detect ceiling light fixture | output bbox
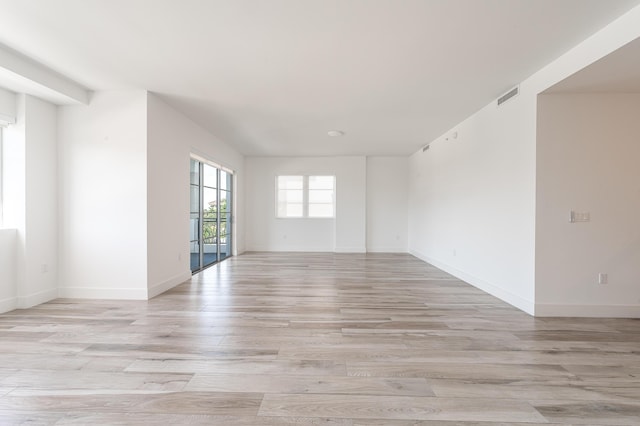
[327,130,344,137]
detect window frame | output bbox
[275,174,335,219]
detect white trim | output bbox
[190,152,234,174]
[246,246,334,253]
[535,303,640,318]
[16,287,58,309]
[366,246,408,253]
[409,249,536,316]
[57,287,148,300]
[335,246,367,253]
[148,271,191,299]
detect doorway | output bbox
[190,158,233,273]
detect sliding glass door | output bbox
[190,158,233,273]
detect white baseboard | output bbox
[17,287,58,309]
[535,303,640,318]
[0,296,17,314]
[366,246,408,253]
[245,246,334,252]
[334,246,367,253]
[148,271,192,299]
[409,249,535,316]
[58,286,148,300]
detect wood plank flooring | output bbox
[1,252,639,425]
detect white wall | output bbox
[146,93,245,297]
[58,91,148,299]
[2,95,58,311]
[2,98,26,305]
[335,157,367,253]
[366,157,408,252]
[22,95,58,307]
[408,93,537,313]
[245,156,366,252]
[408,5,640,316]
[536,94,640,317]
[0,229,16,312]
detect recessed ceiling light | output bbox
[327,130,345,137]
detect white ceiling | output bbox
[0,0,638,156]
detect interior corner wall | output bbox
[146,93,245,297]
[58,90,148,300]
[245,156,366,253]
[366,156,408,252]
[407,5,640,316]
[536,93,640,317]
[2,94,58,311]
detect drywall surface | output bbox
[408,91,537,313]
[2,95,58,309]
[146,93,245,297]
[245,156,366,252]
[2,96,26,310]
[334,156,367,252]
[536,93,640,317]
[58,91,148,299]
[408,4,640,315]
[22,95,58,307]
[366,156,408,252]
[0,228,16,313]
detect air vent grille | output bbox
[497,86,519,106]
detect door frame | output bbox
[190,155,235,273]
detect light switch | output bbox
[569,210,590,223]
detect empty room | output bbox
[0,0,639,424]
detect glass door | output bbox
[190,158,233,273]
[190,159,201,272]
[219,170,232,261]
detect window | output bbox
[277,176,304,217]
[277,175,335,218]
[308,175,335,218]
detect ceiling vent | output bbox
[497,86,519,106]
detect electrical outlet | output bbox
[41,264,48,273]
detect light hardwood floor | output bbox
[1,252,639,425]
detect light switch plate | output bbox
[570,210,590,223]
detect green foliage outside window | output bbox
[202,197,229,243]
